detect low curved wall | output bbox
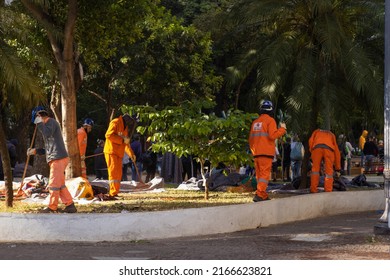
[0,190,385,242]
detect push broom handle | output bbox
[16,125,38,194]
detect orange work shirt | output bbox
[248,114,286,157]
[103,115,135,159]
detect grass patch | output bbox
[0,189,255,213]
[0,182,380,214]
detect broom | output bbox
[15,125,38,196]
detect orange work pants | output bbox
[47,157,73,211]
[254,156,273,199]
[105,153,123,196]
[310,148,335,193]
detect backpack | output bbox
[339,142,348,159]
[290,142,303,161]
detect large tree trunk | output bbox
[60,0,80,179]
[21,0,81,179]
[0,114,14,207]
[61,78,81,179]
[299,92,320,189]
[22,0,81,179]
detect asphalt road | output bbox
[0,210,389,260]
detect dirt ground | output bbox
[0,211,389,260]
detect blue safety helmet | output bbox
[31,106,46,124]
[83,118,94,127]
[260,100,273,111]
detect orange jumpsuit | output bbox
[77,127,88,178]
[103,115,135,196]
[309,129,341,193]
[249,114,286,199]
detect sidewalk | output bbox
[0,186,386,242]
[0,211,388,260]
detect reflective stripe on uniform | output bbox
[47,185,67,191]
[257,178,269,184]
[311,171,320,175]
[108,179,121,184]
[250,132,269,138]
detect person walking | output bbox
[143,140,158,182]
[290,135,304,180]
[337,134,347,175]
[363,135,379,173]
[271,145,280,182]
[77,118,94,179]
[282,137,292,181]
[130,134,143,181]
[104,113,136,198]
[345,137,354,175]
[308,128,341,193]
[359,130,368,174]
[248,100,286,202]
[121,152,130,181]
[94,139,107,179]
[27,108,77,213]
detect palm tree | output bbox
[225,0,383,187]
[0,5,44,207]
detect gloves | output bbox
[80,155,85,160]
[34,116,43,124]
[280,122,286,129]
[123,136,130,145]
[27,148,36,156]
[335,171,341,178]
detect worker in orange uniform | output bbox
[308,128,341,193]
[77,118,94,179]
[249,100,286,202]
[103,113,136,199]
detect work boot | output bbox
[39,207,58,213]
[62,203,77,213]
[253,194,270,202]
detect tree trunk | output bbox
[299,92,320,189]
[199,159,209,200]
[12,113,31,165]
[32,131,50,177]
[50,81,62,123]
[0,114,14,207]
[21,0,81,179]
[60,69,81,179]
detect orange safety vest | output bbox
[308,129,341,170]
[248,114,286,157]
[103,115,135,159]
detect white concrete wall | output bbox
[0,190,385,242]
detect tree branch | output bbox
[87,89,107,104]
[20,0,63,64]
